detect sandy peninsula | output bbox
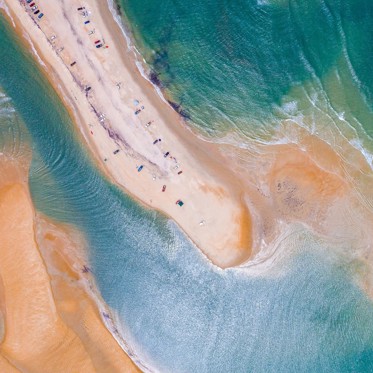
[0,0,253,370]
[2,0,373,286]
[1,0,252,269]
[3,0,373,275]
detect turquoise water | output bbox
[0,89,29,159]
[119,0,373,144]
[2,6,373,373]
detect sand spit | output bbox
[3,0,373,276]
[1,0,252,268]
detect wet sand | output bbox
[0,157,141,372]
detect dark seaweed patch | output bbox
[152,49,171,75]
[114,0,122,16]
[167,100,191,120]
[149,71,163,88]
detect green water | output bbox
[2,4,373,373]
[119,0,373,146]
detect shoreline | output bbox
[2,0,252,269]
[106,0,192,121]
[35,213,149,373]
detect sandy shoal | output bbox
[1,0,252,268]
[0,154,141,372]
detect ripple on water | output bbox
[0,89,30,160]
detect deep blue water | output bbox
[1,7,373,373]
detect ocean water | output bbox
[1,4,373,373]
[118,0,373,147]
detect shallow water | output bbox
[0,89,29,160]
[1,6,373,373]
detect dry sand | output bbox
[1,0,252,269]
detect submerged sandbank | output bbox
[0,155,141,372]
